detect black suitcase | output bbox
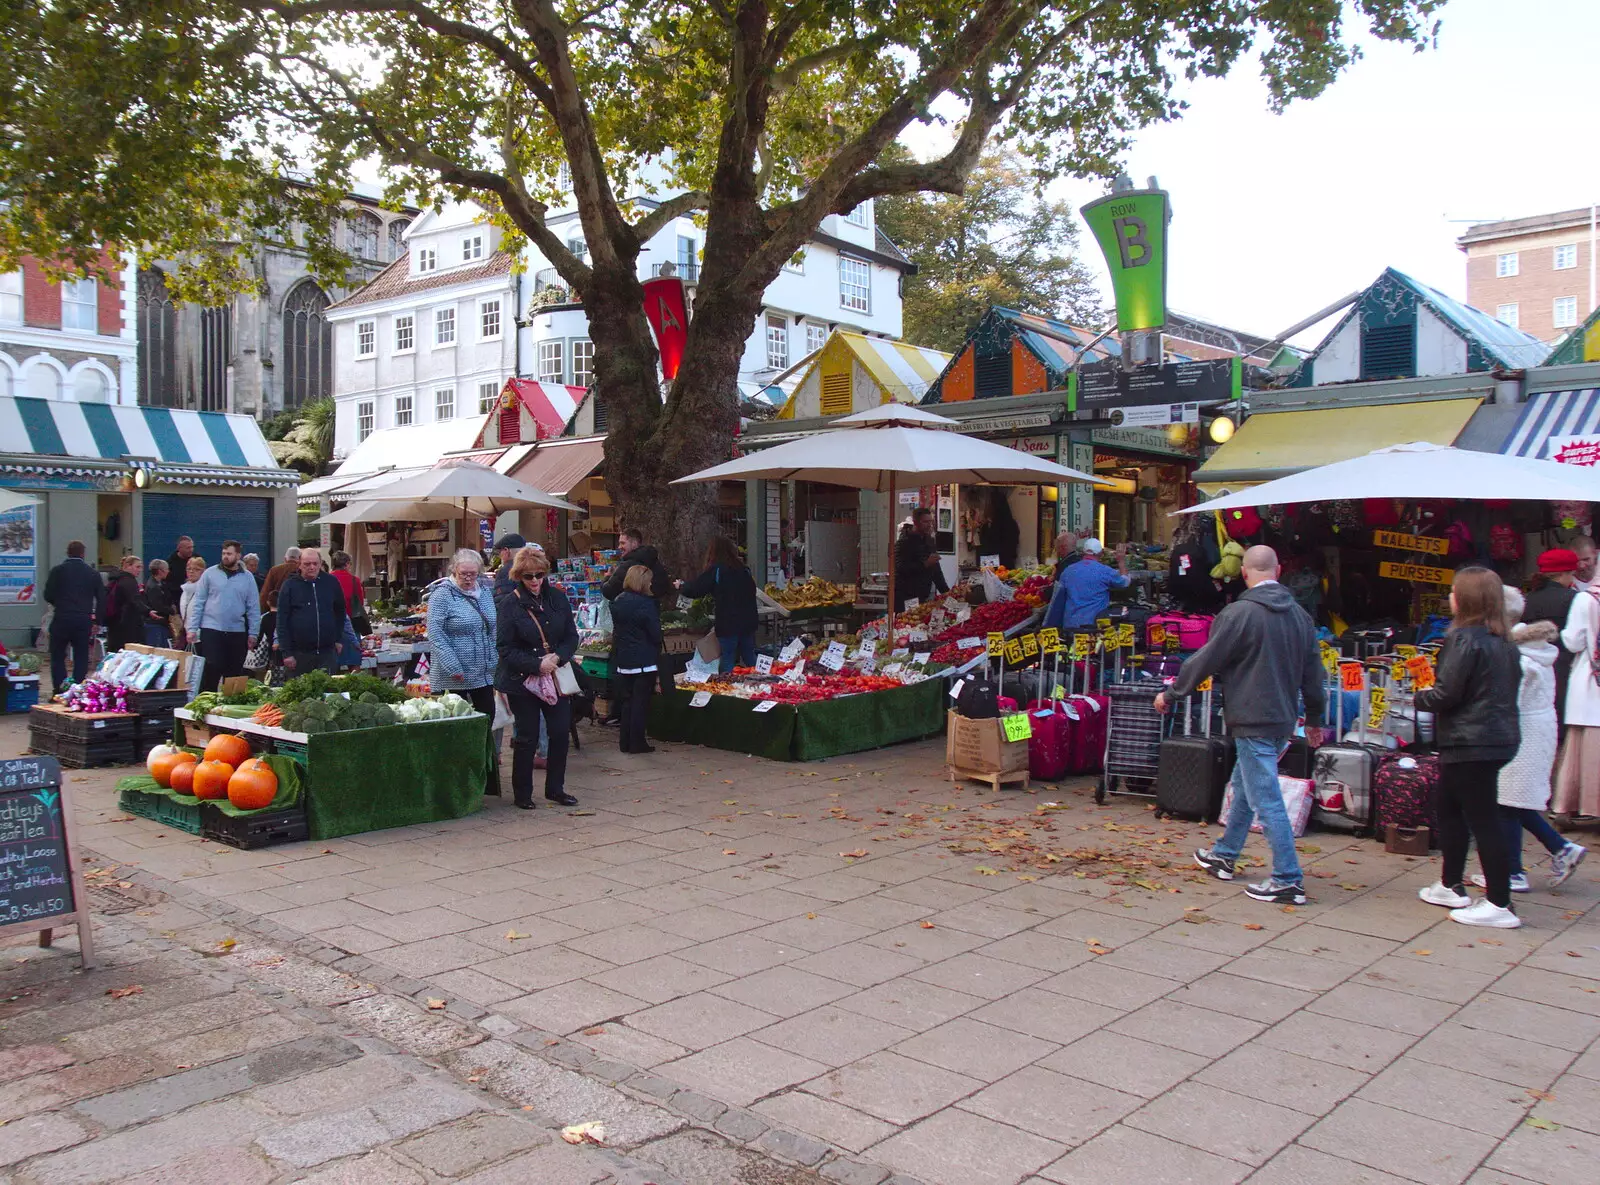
[1154,688,1233,822]
[1278,735,1313,779]
[956,677,1000,719]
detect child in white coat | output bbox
[1476,587,1586,891]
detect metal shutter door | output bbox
[142,494,273,570]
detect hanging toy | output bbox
[1211,540,1245,582]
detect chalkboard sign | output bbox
[0,756,94,967]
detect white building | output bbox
[325,194,913,459]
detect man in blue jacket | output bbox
[276,547,348,675]
[188,539,262,692]
[42,540,106,690]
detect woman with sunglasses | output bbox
[495,547,580,808]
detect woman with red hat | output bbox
[1524,549,1581,723]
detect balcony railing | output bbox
[531,268,578,308]
[650,261,700,282]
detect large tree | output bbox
[877,147,1104,353]
[1,1,1441,568]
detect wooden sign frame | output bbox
[0,757,95,968]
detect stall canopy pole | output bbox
[885,471,896,639]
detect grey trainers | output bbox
[1245,879,1307,905]
[1194,848,1236,881]
[1549,842,1587,887]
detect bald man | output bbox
[1155,544,1327,907]
[1573,535,1596,591]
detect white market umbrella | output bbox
[1180,441,1600,513]
[0,489,40,514]
[674,403,1098,618]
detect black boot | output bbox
[510,740,536,809]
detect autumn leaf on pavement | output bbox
[505,930,530,941]
[1243,923,1265,931]
[561,1121,606,1145]
[217,937,237,952]
[722,849,738,856]
[974,866,1000,876]
[1525,1116,1561,1131]
[106,985,143,999]
[426,998,447,1010]
[920,920,935,929]
[582,1026,607,1036]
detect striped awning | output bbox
[1501,389,1600,460]
[0,395,280,470]
[505,378,585,439]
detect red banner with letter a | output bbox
[641,276,690,380]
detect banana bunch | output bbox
[764,577,850,609]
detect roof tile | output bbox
[328,250,514,310]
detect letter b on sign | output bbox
[1115,216,1151,269]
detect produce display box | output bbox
[117,785,161,821]
[945,710,1030,792]
[154,796,204,835]
[30,729,137,768]
[28,702,141,741]
[662,631,700,655]
[576,653,612,680]
[5,676,41,714]
[201,803,310,849]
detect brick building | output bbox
[1458,207,1597,344]
[0,249,136,403]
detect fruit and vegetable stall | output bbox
[116,670,490,845]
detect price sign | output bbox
[1368,687,1389,731]
[860,654,877,673]
[986,632,1006,656]
[1396,645,1418,660]
[1116,623,1137,649]
[1002,713,1033,742]
[1070,634,1093,660]
[958,637,983,650]
[912,651,931,666]
[1038,628,1062,654]
[881,663,905,678]
[1339,661,1365,693]
[1004,639,1024,665]
[1320,644,1338,676]
[755,654,774,676]
[1406,656,1436,689]
[1020,633,1039,658]
[0,756,95,968]
[1163,635,1181,654]
[689,691,713,707]
[891,646,911,657]
[780,638,805,662]
[1149,624,1167,647]
[1196,677,1213,692]
[821,642,847,671]
[1096,618,1112,631]
[904,598,920,612]
[677,595,694,610]
[979,554,1001,570]
[753,700,779,713]
[854,643,875,660]
[784,661,807,682]
[907,628,929,643]
[1390,661,1406,684]
[956,605,972,622]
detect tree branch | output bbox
[632,190,710,241]
[769,36,884,95]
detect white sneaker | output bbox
[1549,843,1587,887]
[1470,872,1530,893]
[1450,899,1522,929]
[1419,882,1472,909]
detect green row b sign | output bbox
[1081,187,1170,333]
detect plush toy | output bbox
[1211,540,1245,582]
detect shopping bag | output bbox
[492,692,514,731]
[695,632,721,662]
[1218,774,1315,838]
[981,569,1014,604]
[35,605,53,651]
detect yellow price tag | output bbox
[1149,624,1167,647]
[1390,661,1406,684]
[1070,634,1093,660]
[1095,617,1112,631]
[1396,645,1418,660]
[1004,639,1024,665]
[1020,633,1039,658]
[1002,713,1032,742]
[1116,623,1136,648]
[986,632,1005,657]
[1368,687,1389,731]
[1320,644,1338,675]
[1038,627,1062,654]
[1196,677,1213,692]
[1052,684,1066,699]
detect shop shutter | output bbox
[975,351,1010,398]
[498,402,519,444]
[1360,323,1415,380]
[142,494,272,572]
[819,372,852,416]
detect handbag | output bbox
[244,632,272,671]
[525,601,578,698]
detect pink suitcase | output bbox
[1147,613,1213,651]
[1025,700,1071,780]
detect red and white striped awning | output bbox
[500,378,585,442]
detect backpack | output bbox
[1488,524,1523,563]
[955,677,1000,719]
[1222,507,1261,539]
[1445,520,1474,560]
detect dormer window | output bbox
[417,247,437,273]
[463,235,484,262]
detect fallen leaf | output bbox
[974,866,1000,876]
[216,937,237,952]
[840,849,868,859]
[175,1063,194,1069]
[1413,949,1433,956]
[805,912,817,920]
[1525,1116,1561,1131]
[1243,923,1265,931]
[426,998,447,1010]
[106,985,143,999]
[582,1026,607,1036]
[505,930,530,941]
[561,1121,606,1146]
[722,849,738,856]
[1180,913,1211,924]
[1281,905,1297,913]
[919,920,935,929]
[1526,1089,1555,1102]
[1479,938,1503,946]
[1310,870,1337,879]
[1567,951,1583,958]
[722,799,738,805]
[1338,883,1365,892]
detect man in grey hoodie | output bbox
[1155,545,1327,906]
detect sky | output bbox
[915,0,1600,346]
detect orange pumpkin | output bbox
[146,743,181,777]
[204,733,252,767]
[191,759,234,800]
[227,758,279,811]
[168,758,199,795]
[149,749,193,789]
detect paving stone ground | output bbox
[5,711,1600,1185]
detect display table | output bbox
[647,678,946,762]
[174,709,489,839]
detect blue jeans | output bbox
[1214,737,1303,885]
[717,633,757,674]
[1500,806,1566,876]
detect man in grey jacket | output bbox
[1155,545,1327,906]
[187,540,261,692]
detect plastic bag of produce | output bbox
[981,569,1014,604]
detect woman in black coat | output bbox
[495,547,579,808]
[106,556,149,652]
[610,565,663,755]
[676,536,759,673]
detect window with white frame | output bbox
[806,321,828,356]
[1496,303,1519,329]
[395,393,413,425]
[538,340,564,383]
[480,299,501,340]
[434,307,456,346]
[462,235,484,262]
[358,400,375,441]
[843,202,870,228]
[61,277,97,331]
[1554,296,1579,328]
[557,162,572,191]
[766,313,789,370]
[394,314,414,351]
[839,256,871,313]
[0,270,21,324]
[356,320,376,357]
[1496,252,1518,278]
[417,246,437,273]
[1554,244,1578,271]
[479,380,498,413]
[572,339,595,387]
[784,249,805,274]
[435,387,455,420]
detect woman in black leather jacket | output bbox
[495,547,579,809]
[1414,566,1523,928]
